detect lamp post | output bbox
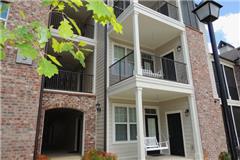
[193,1,239,159]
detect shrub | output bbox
[82,149,117,160]
[219,152,231,160]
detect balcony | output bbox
[139,0,179,20]
[109,52,188,86]
[113,0,179,21]
[44,70,93,93]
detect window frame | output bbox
[211,60,239,101]
[113,104,137,144]
[0,1,10,26]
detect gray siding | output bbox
[96,24,105,150]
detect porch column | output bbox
[135,87,145,160]
[188,94,203,160]
[133,11,142,76]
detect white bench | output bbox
[144,137,169,152]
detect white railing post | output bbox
[135,87,145,160]
[133,11,142,76]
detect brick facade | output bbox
[36,90,96,154]
[186,27,228,159]
[0,1,48,159]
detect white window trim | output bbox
[112,104,137,144]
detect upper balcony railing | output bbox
[44,70,93,93]
[113,1,179,21]
[49,12,94,39]
[139,1,179,20]
[109,53,188,86]
[109,52,134,86]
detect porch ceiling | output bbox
[109,88,188,102]
[110,13,182,50]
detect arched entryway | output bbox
[41,108,84,157]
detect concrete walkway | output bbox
[147,155,193,160]
[46,153,82,160]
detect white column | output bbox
[135,87,145,160]
[188,94,203,160]
[133,11,142,76]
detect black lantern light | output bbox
[192,0,222,24]
[96,102,101,112]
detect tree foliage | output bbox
[0,0,122,78]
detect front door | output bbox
[167,113,185,156]
[145,114,160,155]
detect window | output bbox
[114,106,137,142]
[232,106,240,143]
[113,0,130,17]
[114,45,125,62]
[212,62,239,100]
[0,2,10,25]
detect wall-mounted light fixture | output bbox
[185,109,190,117]
[177,45,182,52]
[96,102,101,112]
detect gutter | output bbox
[103,25,107,151]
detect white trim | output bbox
[82,113,85,155]
[51,29,97,46]
[165,111,187,157]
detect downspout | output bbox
[103,25,107,151]
[33,76,45,160]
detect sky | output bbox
[195,0,240,52]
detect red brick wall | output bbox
[0,1,48,160]
[36,91,96,154]
[186,27,228,159]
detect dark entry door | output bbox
[162,52,176,81]
[145,115,160,155]
[167,113,185,156]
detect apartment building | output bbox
[1,0,238,160]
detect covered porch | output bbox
[107,87,202,160]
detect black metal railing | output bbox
[139,1,179,20]
[109,53,188,86]
[109,52,134,85]
[113,0,130,17]
[44,70,93,93]
[49,12,94,39]
[142,55,188,84]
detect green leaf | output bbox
[58,18,74,39]
[41,0,58,6]
[37,26,51,48]
[57,2,65,11]
[71,0,83,7]
[14,26,33,42]
[17,43,38,60]
[68,17,81,35]
[47,54,62,67]
[60,41,74,52]
[52,38,61,53]
[0,46,5,60]
[79,41,87,47]
[37,57,58,78]
[80,48,93,52]
[73,50,85,67]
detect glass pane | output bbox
[0,2,9,20]
[129,108,136,122]
[147,118,157,137]
[233,106,240,141]
[145,109,157,115]
[224,66,239,100]
[114,45,125,62]
[116,124,127,141]
[130,124,137,140]
[115,107,127,122]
